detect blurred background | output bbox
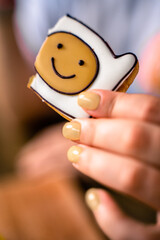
[0,0,160,239]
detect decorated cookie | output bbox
[28,14,139,120]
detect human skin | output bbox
[16,123,75,178]
[63,90,160,240]
[139,34,160,94]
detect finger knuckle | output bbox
[122,124,147,152]
[81,150,93,174]
[82,119,96,146]
[86,120,97,145]
[141,97,160,121]
[119,165,145,192]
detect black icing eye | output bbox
[79,60,85,66]
[57,43,63,49]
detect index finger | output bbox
[78,90,160,125]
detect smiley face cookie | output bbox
[28,15,139,120]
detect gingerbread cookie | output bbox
[28,14,139,120]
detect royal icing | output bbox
[28,14,138,120]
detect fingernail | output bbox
[78,91,100,110]
[67,145,83,163]
[62,121,81,140]
[85,188,100,211]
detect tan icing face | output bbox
[35,32,99,94]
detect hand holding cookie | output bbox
[27,14,159,239]
[63,90,160,239]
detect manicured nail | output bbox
[62,121,81,140]
[85,188,100,211]
[78,91,100,110]
[67,145,83,163]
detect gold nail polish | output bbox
[78,91,100,110]
[85,188,100,211]
[62,121,81,140]
[67,145,83,163]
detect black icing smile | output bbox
[51,57,76,79]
